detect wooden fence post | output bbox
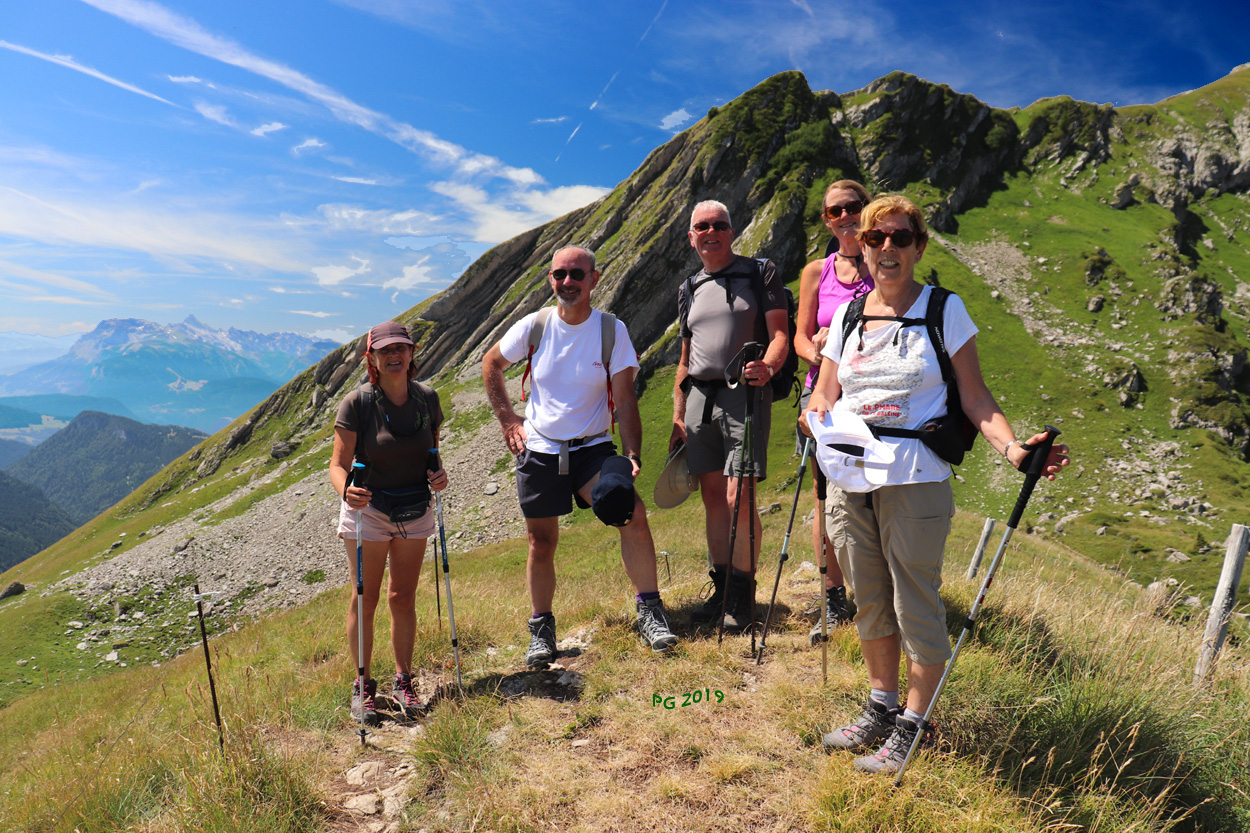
[1194,523,1249,687]
[967,518,996,580]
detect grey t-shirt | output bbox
[678,255,785,381]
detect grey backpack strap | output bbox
[522,307,555,402]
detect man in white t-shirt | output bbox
[482,245,678,667]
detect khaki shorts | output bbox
[338,499,435,542]
[828,479,955,666]
[685,382,772,480]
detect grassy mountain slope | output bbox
[0,470,75,572]
[7,411,208,525]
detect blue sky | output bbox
[1,0,1247,344]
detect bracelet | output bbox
[1004,439,1024,458]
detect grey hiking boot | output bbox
[809,585,855,644]
[720,573,756,632]
[636,597,679,653]
[526,613,557,668]
[391,672,422,715]
[690,564,728,626]
[853,714,935,775]
[823,699,901,752]
[350,677,379,725]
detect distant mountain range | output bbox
[0,317,340,432]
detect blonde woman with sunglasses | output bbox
[801,195,1069,774]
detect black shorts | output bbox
[516,441,616,519]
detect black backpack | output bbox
[838,286,977,465]
[682,258,799,403]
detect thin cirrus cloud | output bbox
[289,309,335,317]
[250,121,287,136]
[292,137,327,154]
[194,100,235,126]
[0,39,176,106]
[80,0,545,187]
[311,255,371,286]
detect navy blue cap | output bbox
[591,455,636,527]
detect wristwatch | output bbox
[627,452,641,469]
[1004,439,1024,458]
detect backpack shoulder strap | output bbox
[521,308,555,402]
[925,287,954,382]
[352,380,376,459]
[600,311,618,434]
[840,293,868,357]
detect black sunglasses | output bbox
[551,268,588,281]
[691,221,731,233]
[860,228,918,249]
[824,200,865,219]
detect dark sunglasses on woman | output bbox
[860,228,918,249]
[824,200,865,219]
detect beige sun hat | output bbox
[653,441,699,508]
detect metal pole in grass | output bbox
[756,437,814,665]
[350,461,370,746]
[193,584,224,751]
[894,427,1061,787]
[966,517,996,580]
[429,448,463,693]
[1194,523,1248,687]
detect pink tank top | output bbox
[805,253,873,389]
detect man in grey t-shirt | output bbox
[670,200,788,632]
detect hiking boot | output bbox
[690,564,728,626]
[636,597,679,653]
[526,613,557,668]
[853,714,936,775]
[809,585,855,644]
[391,672,422,715]
[823,699,901,752]
[720,573,756,632]
[350,677,379,726]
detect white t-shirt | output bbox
[499,308,639,455]
[822,285,978,485]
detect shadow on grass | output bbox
[939,601,1247,833]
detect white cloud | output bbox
[332,175,379,185]
[659,108,692,130]
[250,121,287,136]
[429,182,608,244]
[0,184,306,275]
[316,204,446,236]
[290,309,335,317]
[311,255,371,286]
[167,74,201,83]
[194,100,235,126]
[0,39,175,105]
[383,256,435,291]
[531,116,568,124]
[292,138,327,154]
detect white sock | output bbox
[869,688,899,711]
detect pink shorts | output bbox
[337,500,436,542]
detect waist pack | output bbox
[370,485,431,524]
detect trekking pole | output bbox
[192,584,224,750]
[350,461,369,746]
[893,426,1061,787]
[745,384,760,655]
[429,449,463,693]
[433,535,443,630]
[718,343,762,646]
[815,470,829,684]
[755,436,813,665]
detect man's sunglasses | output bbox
[551,268,588,281]
[691,221,731,233]
[860,228,918,249]
[824,200,865,219]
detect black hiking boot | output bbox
[720,571,756,632]
[525,613,557,668]
[823,699,901,752]
[809,585,855,644]
[853,713,936,775]
[690,564,728,626]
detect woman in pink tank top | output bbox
[794,179,873,638]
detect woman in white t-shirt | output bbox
[800,195,1069,775]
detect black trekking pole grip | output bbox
[1007,426,1060,528]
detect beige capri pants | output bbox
[827,479,956,667]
